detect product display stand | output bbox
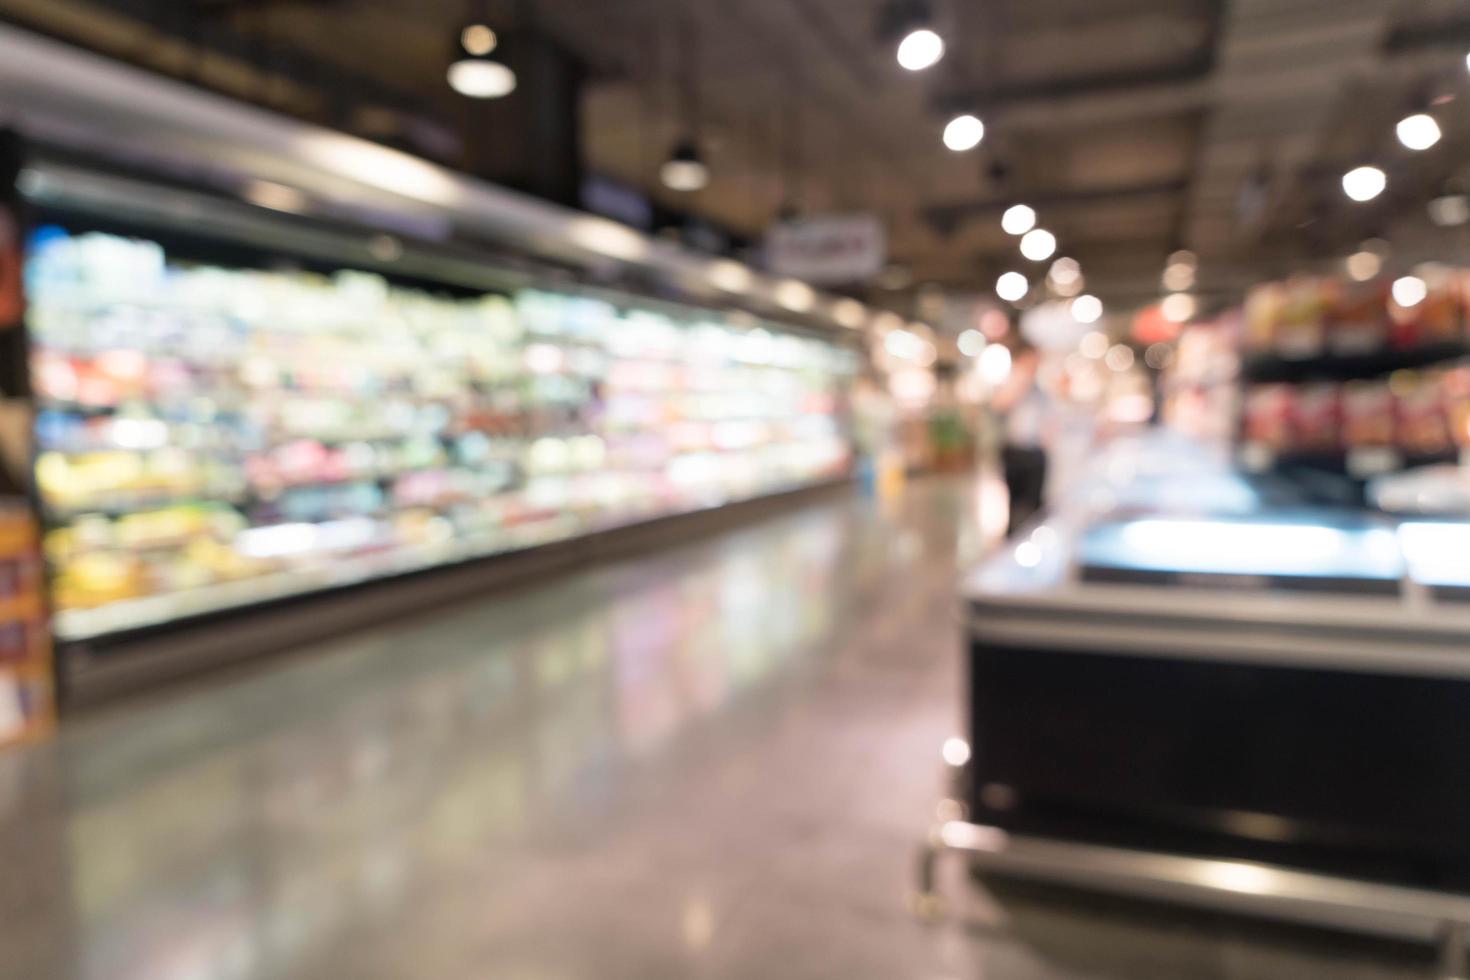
[922,439,1470,978]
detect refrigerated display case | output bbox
[924,432,1470,956]
[23,218,856,645]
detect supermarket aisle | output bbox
[0,478,1427,980]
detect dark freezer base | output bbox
[967,640,1470,894]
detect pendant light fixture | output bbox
[661,13,710,192]
[880,0,945,71]
[447,1,516,98]
[661,141,710,193]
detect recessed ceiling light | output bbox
[942,114,985,152]
[897,28,944,71]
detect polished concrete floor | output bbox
[0,478,1434,979]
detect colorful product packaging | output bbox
[1341,381,1396,448]
[1243,385,1294,449]
[1291,383,1342,451]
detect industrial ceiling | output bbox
[3,0,1470,318]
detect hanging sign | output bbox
[765,213,886,284]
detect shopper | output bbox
[994,342,1048,535]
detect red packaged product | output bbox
[1291,383,1341,451]
[1243,385,1294,449]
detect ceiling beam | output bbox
[923,178,1189,231]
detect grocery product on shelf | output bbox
[1241,369,1470,459]
[26,228,856,640]
[1237,268,1470,473]
[0,501,50,745]
[1160,317,1239,443]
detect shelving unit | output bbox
[26,225,856,642]
[1241,341,1470,384]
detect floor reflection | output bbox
[6,478,976,980]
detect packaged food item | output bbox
[1242,384,1294,449]
[1389,266,1461,349]
[1342,381,1395,447]
[1275,277,1328,358]
[1443,363,1470,449]
[1291,383,1341,451]
[1327,279,1389,355]
[1393,369,1453,454]
[1242,283,1283,353]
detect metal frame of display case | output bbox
[918,578,1470,979]
[917,817,1470,977]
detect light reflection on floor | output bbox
[0,475,1430,980]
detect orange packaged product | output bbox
[1393,369,1454,455]
[1342,381,1395,447]
[1275,277,1328,358]
[1443,364,1470,449]
[1242,283,1283,354]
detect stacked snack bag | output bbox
[1241,267,1470,459]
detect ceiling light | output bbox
[660,141,710,192]
[942,114,984,152]
[461,23,497,56]
[873,311,905,336]
[1345,250,1382,282]
[1071,294,1103,324]
[979,308,1010,339]
[897,28,944,71]
[1392,275,1427,308]
[1162,262,1195,292]
[1105,344,1135,372]
[774,279,816,312]
[957,329,985,356]
[996,271,1029,302]
[1396,113,1442,151]
[1160,292,1197,323]
[567,217,650,262]
[708,259,753,293]
[243,179,307,212]
[1048,257,1080,286]
[1053,276,1083,298]
[832,298,867,328]
[885,329,921,359]
[1342,165,1386,202]
[1429,194,1470,227]
[1019,228,1057,261]
[979,344,1012,385]
[448,58,516,98]
[448,20,516,99]
[1001,204,1036,236]
[1167,249,1197,269]
[1080,331,1109,358]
